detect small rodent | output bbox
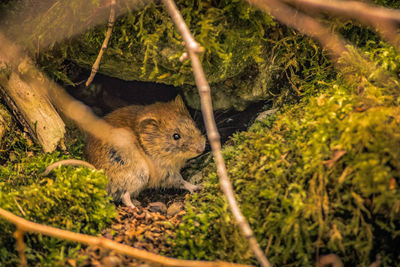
[84,95,206,208]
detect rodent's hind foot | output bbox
[121,191,137,209]
[181,180,202,193]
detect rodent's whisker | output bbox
[214,110,229,120]
[192,109,200,120]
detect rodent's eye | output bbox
[173,133,181,140]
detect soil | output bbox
[77,189,188,267]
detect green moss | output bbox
[61,0,334,110]
[171,41,400,266]
[0,130,116,266]
[3,0,338,110]
[60,0,275,84]
[7,0,327,110]
[4,0,400,111]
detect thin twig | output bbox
[41,159,96,176]
[264,234,273,255]
[281,0,400,49]
[247,0,348,60]
[0,208,251,267]
[14,228,27,267]
[13,197,26,217]
[161,0,272,266]
[86,0,116,86]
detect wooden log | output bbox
[0,72,66,152]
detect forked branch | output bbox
[161,0,271,266]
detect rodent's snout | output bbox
[195,138,206,154]
[196,144,205,154]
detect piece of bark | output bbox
[0,103,12,143]
[0,72,65,152]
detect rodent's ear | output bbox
[173,95,190,114]
[139,117,159,132]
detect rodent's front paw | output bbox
[181,180,202,193]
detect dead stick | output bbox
[161,0,272,266]
[0,208,251,267]
[14,228,27,267]
[283,0,400,22]
[41,159,96,176]
[281,0,400,49]
[247,0,348,60]
[13,198,26,217]
[86,0,116,86]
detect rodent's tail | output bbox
[41,159,96,176]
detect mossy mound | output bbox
[3,1,400,112]
[0,131,116,266]
[171,42,400,266]
[61,0,334,111]
[65,1,274,84]
[2,0,331,110]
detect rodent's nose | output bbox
[196,140,205,154]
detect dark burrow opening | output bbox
[66,67,268,146]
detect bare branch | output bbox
[14,228,27,267]
[247,0,348,59]
[161,0,271,266]
[86,0,117,86]
[282,0,400,49]
[0,208,251,267]
[317,254,343,267]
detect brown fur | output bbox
[85,95,205,208]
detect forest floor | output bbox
[77,189,188,267]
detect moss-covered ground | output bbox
[0,127,116,266]
[171,41,400,266]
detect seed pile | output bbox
[78,189,188,267]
